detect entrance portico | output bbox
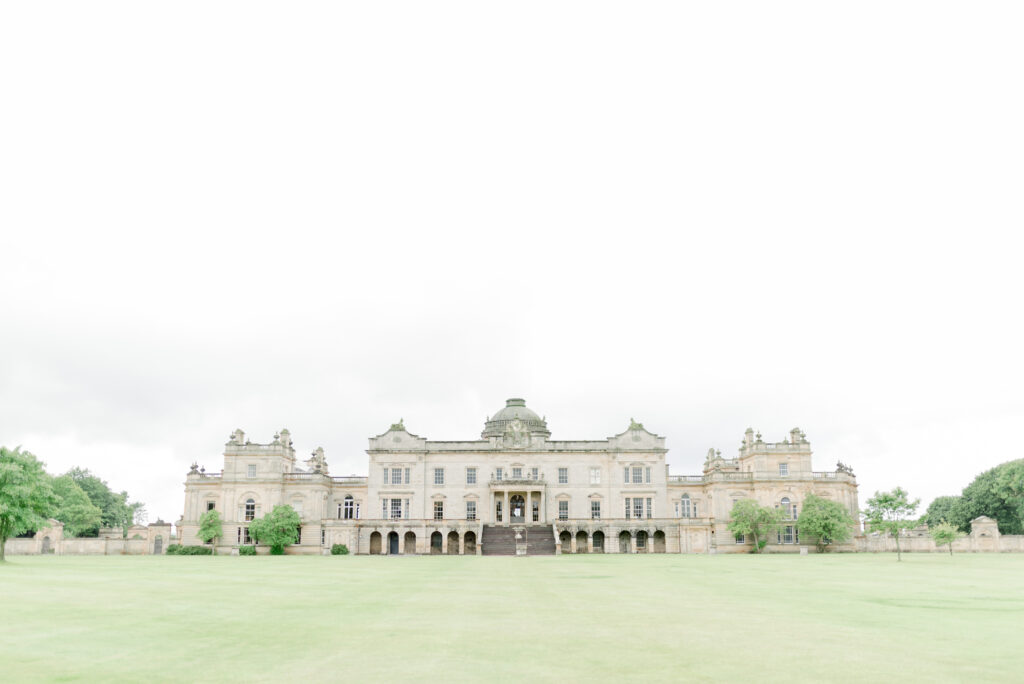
[490,482,546,525]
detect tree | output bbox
[247,505,300,555]
[51,475,103,538]
[863,487,920,561]
[0,447,58,562]
[726,499,783,553]
[921,495,961,529]
[197,509,223,555]
[952,459,1024,535]
[796,494,855,552]
[64,467,143,535]
[930,522,962,556]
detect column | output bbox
[459,532,465,555]
[570,532,577,553]
[503,490,509,526]
[539,489,545,524]
[588,534,594,553]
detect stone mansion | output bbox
[178,398,861,555]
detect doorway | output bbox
[510,495,525,523]
[388,531,400,555]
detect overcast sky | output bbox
[2,2,1022,525]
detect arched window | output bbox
[343,495,354,520]
[780,497,793,520]
[680,494,691,518]
[244,499,255,522]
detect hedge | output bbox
[238,545,257,556]
[330,544,349,555]
[165,544,213,556]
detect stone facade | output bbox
[177,398,863,555]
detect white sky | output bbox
[2,2,1022,525]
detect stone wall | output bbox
[3,520,173,556]
[855,516,1023,553]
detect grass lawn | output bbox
[1,553,1021,683]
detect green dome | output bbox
[481,398,550,438]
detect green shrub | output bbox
[330,544,349,555]
[269,546,285,555]
[238,545,257,556]
[165,544,212,556]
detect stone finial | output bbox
[230,429,245,445]
[307,447,328,474]
[189,462,199,474]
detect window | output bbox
[625,498,631,519]
[391,468,402,485]
[633,498,644,519]
[624,467,630,483]
[735,534,745,544]
[496,500,502,522]
[693,502,698,517]
[646,497,653,519]
[247,464,256,479]
[680,495,691,518]
[321,529,325,546]
[296,526,301,544]
[591,500,601,519]
[645,467,651,484]
[495,468,503,482]
[244,499,255,522]
[404,468,410,484]
[434,468,444,485]
[532,501,539,522]
[632,466,643,484]
[558,467,568,485]
[243,527,252,544]
[390,499,402,519]
[343,496,354,520]
[512,466,522,479]
[237,527,241,543]
[382,499,387,518]
[382,467,388,483]
[433,501,444,520]
[466,467,477,485]
[466,501,477,520]
[403,499,410,519]
[637,533,646,549]
[355,503,360,519]
[782,526,794,544]
[558,500,568,520]
[781,497,792,520]
[590,468,601,485]
[779,463,789,477]
[531,467,538,480]
[206,501,216,511]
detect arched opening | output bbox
[559,530,572,551]
[593,530,605,553]
[244,499,256,522]
[575,530,589,553]
[680,494,691,518]
[369,531,382,555]
[388,531,400,555]
[430,531,443,555]
[464,531,477,554]
[636,530,648,552]
[154,535,163,554]
[404,531,416,554]
[447,531,460,555]
[41,536,51,554]
[653,530,666,553]
[343,495,354,520]
[619,530,632,554]
[510,495,526,524]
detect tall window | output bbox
[591,500,601,519]
[391,468,402,485]
[390,499,402,519]
[625,498,631,519]
[645,467,651,484]
[680,495,691,518]
[466,501,477,520]
[530,467,538,480]
[558,467,568,484]
[496,500,502,522]
[633,498,643,519]
[781,526,794,544]
[321,529,325,546]
[244,499,255,522]
[243,527,252,544]
[512,466,522,479]
[434,468,444,485]
[433,501,444,520]
[495,468,504,482]
[646,498,653,519]
[590,468,601,485]
[296,526,302,544]
[632,466,643,484]
[343,495,354,520]
[781,497,792,519]
[382,499,387,518]
[532,501,539,522]
[247,464,256,479]
[466,467,477,485]
[624,467,630,484]
[403,499,410,519]
[404,468,410,484]
[779,463,789,477]
[558,500,568,520]
[382,467,388,483]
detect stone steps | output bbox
[481,525,555,556]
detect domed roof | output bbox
[481,398,551,438]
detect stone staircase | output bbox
[481,525,555,556]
